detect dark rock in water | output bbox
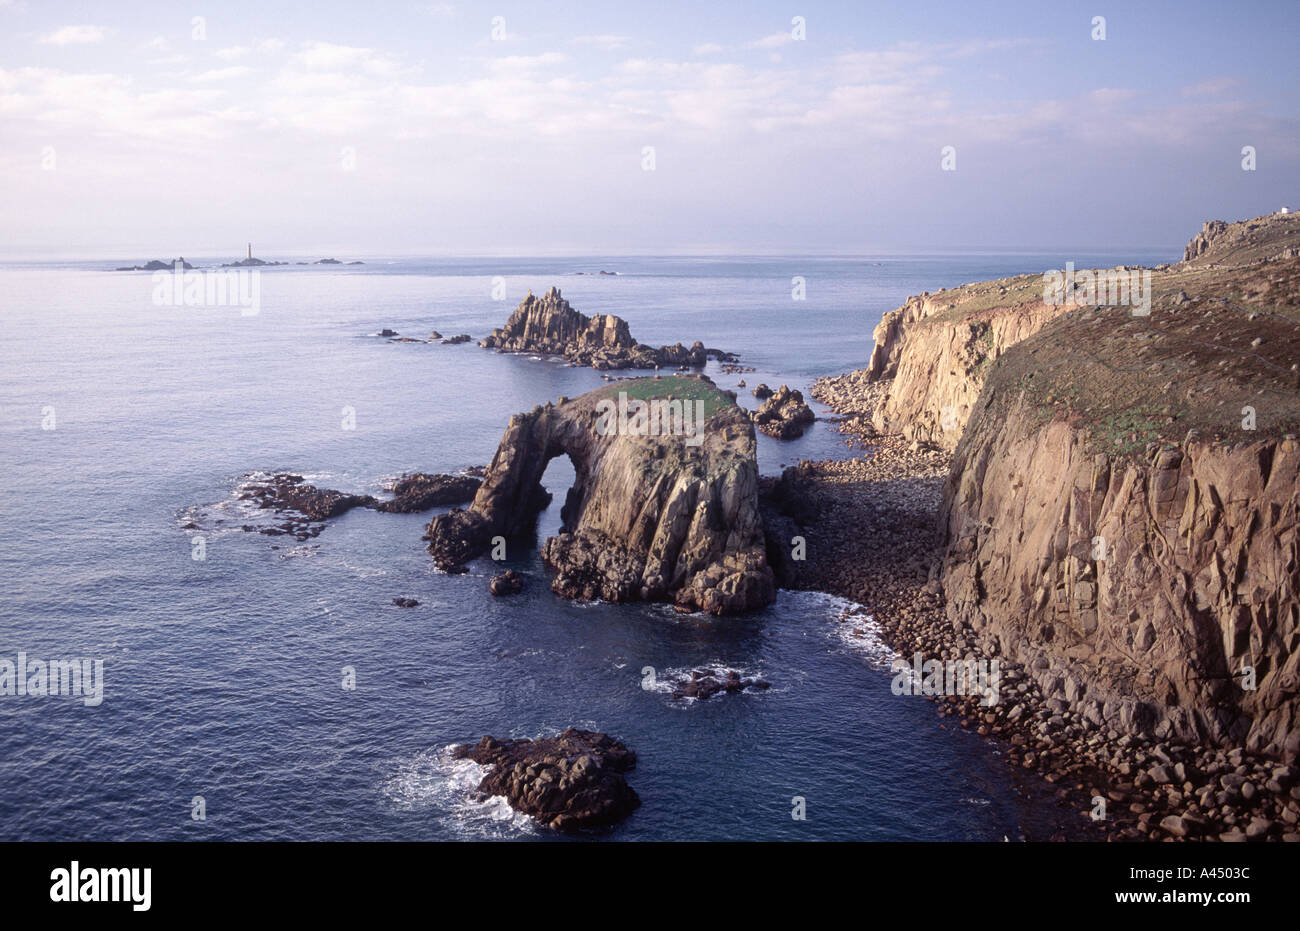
[424,376,776,615]
[451,728,639,831]
[441,334,473,345]
[751,383,774,399]
[347,261,364,265]
[236,471,479,538]
[375,473,481,513]
[489,569,524,596]
[242,473,377,521]
[479,286,736,370]
[316,258,342,264]
[669,668,771,700]
[392,597,420,608]
[379,328,399,337]
[115,257,194,271]
[428,331,442,341]
[749,384,815,440]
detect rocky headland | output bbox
[480,286,736,370]
[424,374,776,615]
[793,210,1300,841]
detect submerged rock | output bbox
[669,668,771,700]
[451,728,640,831]
[392,597,420,608]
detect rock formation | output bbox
[480,286,736,370]
[234,471,480,538]
[489,569,524,596]
[424,375,776,615]
[749,384,815,439]
[668,668,771,700]
[452,729,640,831]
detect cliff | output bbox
[850,210,1300,452]
[480,286,734,370]
[938,220,1300,760]
[424,375,775,615]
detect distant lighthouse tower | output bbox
[247,242,252,260]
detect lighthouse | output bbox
[247,242,252,260]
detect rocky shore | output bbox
[800,377,1300,841]
[787,212,1300,841]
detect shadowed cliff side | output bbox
[424,375,775,615]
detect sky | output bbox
[1,0,1297,256]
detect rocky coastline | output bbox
[785,212,1300,841]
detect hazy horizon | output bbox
[3,0,1297,256]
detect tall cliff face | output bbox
[864,279,1073,449]
[939,252,1300,759]
[424,376,775,615]
[480,286,721,370]
[944,402,1300,759]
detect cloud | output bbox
[1181,77,1242,97]
[693,43,724,56]
[748,33,791,50]
[190,67,254,82]
[572,35,631,50]
[39,25,109,46]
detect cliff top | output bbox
[982,259,1300,455]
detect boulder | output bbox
[451,729,639,831]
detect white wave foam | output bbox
[381,744,537,838]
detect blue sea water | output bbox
[0,251,1171,841]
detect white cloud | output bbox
[572,35,631,50]
[191,67,253,82]
[39,25,109,46]
[693,43,724,56]
[748,33,791,50]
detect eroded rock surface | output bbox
[424,375,776,614]
[749,384,815,439]
[452,729,639,831]
[480,286,735,370]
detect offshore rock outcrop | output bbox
[749,384,815,439]
[232,471,481,539]
[424,375,775,615]
[452,729,639,831]
[480,286,736,370]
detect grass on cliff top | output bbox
[589,375,735,422]
[977,273,1300,457]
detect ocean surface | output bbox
[0,250,1170,841]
